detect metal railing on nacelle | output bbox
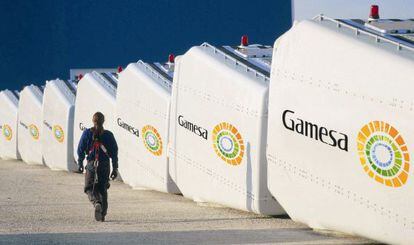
[314,15,414,52]
[200,42,270,82]
[137,60,172,89]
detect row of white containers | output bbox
[0,16,413,244]
[7,80,79,171]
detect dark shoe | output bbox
[94,203,103,221]
[102,215,105,222]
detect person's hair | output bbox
[92,112,105,139]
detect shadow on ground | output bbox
[0,228,375,245]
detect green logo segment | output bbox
[212,122,244,166]
[2,124,12,141]
[357,121,409,187]
[142,125,163,156]
[53,125,64,143]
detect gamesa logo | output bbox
[2,124,12,141]
[117,118,139,137]
[282,110,348,151]
[357,121,410,187]
[178,115,208,140]
[212,122,244,166]
[142,125,163,156]
[53,125,65,143]
[29,124,39,140]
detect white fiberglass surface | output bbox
[42,80,76,171]
[18,85,43,165]
[0,90,20,159]
[115,61,179,193]
[74,72,118,174]
[267,19,414,244]
[168,45,284,215]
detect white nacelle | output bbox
[0,90,20,159]
[74,72,118,166]
[267,17,414,244]
[168,43,284,215]
[115,61,179,193]
[18,85,44,165]
[69,68,117,80]
[42,79,77,171]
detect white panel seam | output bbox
[276,68,413,112]
[267,153,414,230]
[169,147,277,201]
[174,83,267,118]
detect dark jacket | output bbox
[77,128,118,169]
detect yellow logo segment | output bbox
[29,124,39,140]
[142,125,163,156]
[357,121,409,187]
[2,124,12,141]
[53,125,64,143]
[212,122,244,166]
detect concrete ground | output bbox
[0,159,378,245]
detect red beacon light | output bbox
[369,5,379,20]
[77,74,83,80]
[241,35,249,46]
[117,66,123,73]
[168,54,175,63]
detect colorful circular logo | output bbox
[212,122,244,165]
[2,124,12,141]
[29,124,39,140]
[53,125,64,143]
[142,125,163,156]
[357,121,410,187]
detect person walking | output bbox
[77,112,118,222]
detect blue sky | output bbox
[293,0,414,20]
[0,0,292,91]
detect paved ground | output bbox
[0,159,378,245]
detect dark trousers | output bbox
[84,161,110,216]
